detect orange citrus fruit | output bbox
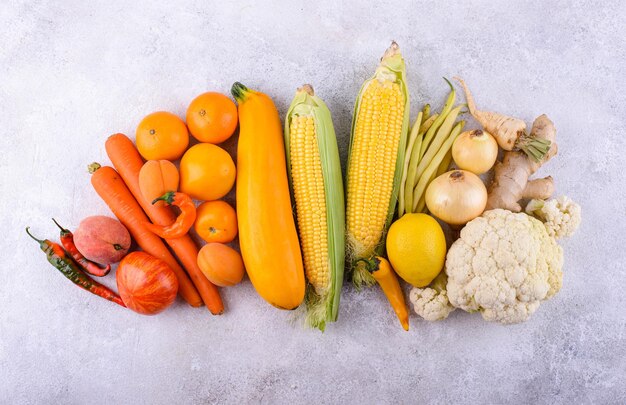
[179,143,235,201]
[194,200,238,243]
[186,92,238,144]
[136,111,189,160]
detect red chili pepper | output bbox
[51,218,111,277]
[26,227,125,307]
[144,192,197,239]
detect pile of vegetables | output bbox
[345,43,580,328]
[29,41,581,329]
[404,78,581,325]
[29,92,242,315]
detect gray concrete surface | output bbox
[1,1,625,404]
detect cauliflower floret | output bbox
[446,209,563,324]
[409,272,455,321]
[525,196,582,239]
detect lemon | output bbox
[386,213,446,287]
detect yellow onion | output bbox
[452,129,498,174]
[425,170,487,225]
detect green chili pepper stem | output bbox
[152,191,175,205]
[25,227,44,244]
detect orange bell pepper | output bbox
[144,192,196,239]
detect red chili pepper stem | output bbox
[51,218,70,237]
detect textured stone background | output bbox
[1,1,624,404]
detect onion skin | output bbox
[452,130,498,174]
[116,252,179,315]
[425,170,487,225]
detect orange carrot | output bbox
[89,163,203,307]
[105,134,224,315]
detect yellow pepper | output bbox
[361,256,410,331]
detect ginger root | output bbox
[455,77,552,161]
[486,114,557,212]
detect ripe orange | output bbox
[197,243,244,287]
[186,92,238,144]
[179,143,235,201]
[194,200,238,243]
[136,111,189,160]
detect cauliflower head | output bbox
[446,209,563,324]
[525,196,581,239]
[409,273,455,321]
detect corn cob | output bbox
[345,41,410,288]
[284,85,345,330]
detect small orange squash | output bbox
[231,82,305,309]
[138,160,179,206]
